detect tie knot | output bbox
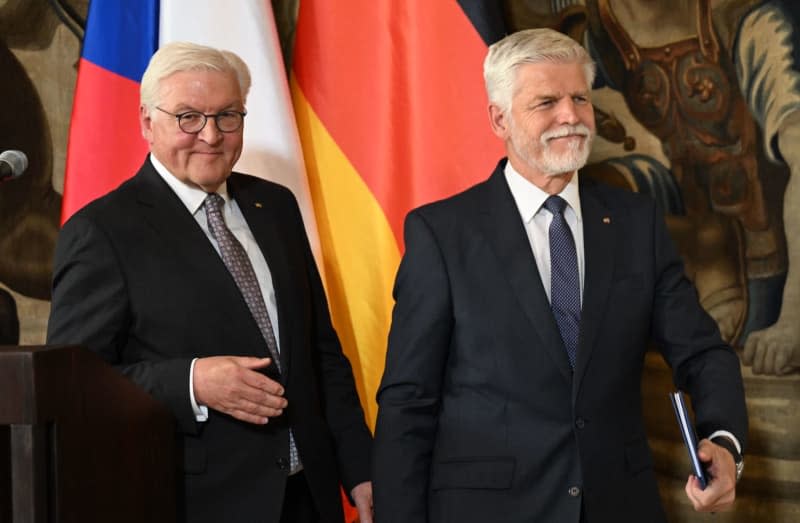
[543,195,568,216]
[204,192,225,213]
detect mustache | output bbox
[541,124,592,142]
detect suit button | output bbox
[568,486,581,497]
[575,418,585,429]
[276,457,289,471]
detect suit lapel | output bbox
[229,176,294,379]
[573,181,616,400]
[478,165,574,383]
[132,162,271,361]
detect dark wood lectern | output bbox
[0,346,175,523]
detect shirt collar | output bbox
[503,160,582,223]
[149,153,230,215]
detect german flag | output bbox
[291,1,506,440]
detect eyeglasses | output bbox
[154,106,247,134]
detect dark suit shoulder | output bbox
[227,172,300,210]
[64,181,141,234]
[228,171,293,196]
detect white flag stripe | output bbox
[158,0,322,260]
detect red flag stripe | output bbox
[62,59,147,222]
[293,1,503,246]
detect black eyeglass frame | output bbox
[154,106,247,134]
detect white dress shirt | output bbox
[503,161,585,304]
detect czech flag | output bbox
[62,1,158,223]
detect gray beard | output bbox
[510,132,593,177]
[540,135,592,176]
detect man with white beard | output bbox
[372,28,748,523]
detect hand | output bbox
[351,481,373,523]
[193,356,287,424]
[684,439,737,512]
[742,321,800,375]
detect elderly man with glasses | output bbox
[47,42,373,523]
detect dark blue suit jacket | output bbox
[373,159,747,523]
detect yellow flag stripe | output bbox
[291,76,399,428]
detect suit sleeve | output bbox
[47,215,199,434]
[373,210,454,523]
[648,202,748,449]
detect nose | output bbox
[197,118,223,144]
[556,98,581,125]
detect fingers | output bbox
[685,474,735,512]
[685,440,736,512]
[237,356,274,370]
[236,396,286,418]
[218,396,286,425]
[684,475,701,509]
[193,356,289,424]
[228,408,272,425]
[239,362,285,395]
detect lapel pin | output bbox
[254,202,263,208]
[602,216,611,224]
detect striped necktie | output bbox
[204,193,301,472]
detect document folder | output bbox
[669,390,708,489]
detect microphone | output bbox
[0,150,28,181]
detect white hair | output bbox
[484,28,596,114]
[140,41,251,113]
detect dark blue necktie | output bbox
[544,195,581,368]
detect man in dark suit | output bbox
[48,42,373,523]
[372,28,747,522]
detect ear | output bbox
[140,105,154,142]
[488,103,509,140]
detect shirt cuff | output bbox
[708,430,742,454]
[189,358,209,422]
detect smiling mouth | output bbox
[547,134,586,144]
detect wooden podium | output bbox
[0,346,176,523]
